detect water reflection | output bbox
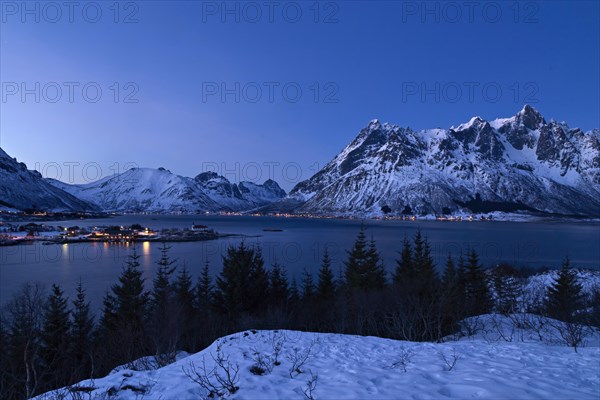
[61,243,69,261]
[142,241,151,256]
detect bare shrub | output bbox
[287,339,319,378]
[249,347,274,375]
[38,388,69,400]
[548,319,588,352]
[182,343,240,398]
[439,348,460,371]
[390,346,414,372]
[248,332,287,375]
[485,314,515,343]
[66,384,97,400]
[302,370,318,400]
[271,333,285,366]
[460,316,484,337]
[521,313,548,342]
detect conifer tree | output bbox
[491,264,521,315]
[301,268,315,302]
[345,225,386,290]
[151,243,176,315]
[97,291,118,336]
[175,265,195,309]
[215,243,252,315]
[215,242,268,315]
[196,260,214,312]
[412,230,436,282]
[442,253,456,288]
[456,252,467,292]
[174,265,196,351]
[150,244,177,348]
[70,280,94,380]
[366,236,387,289]
[546,257,584,322]
[40,284,70,388]
[193,261,215,351]
[441,253,463,331]
[173,263,194,316]
[393,237,413,284]
[288,277,300,308]
[113,247,149,327]
[344,225,369,289]
[269,262,289,305]
[105,247,149,365]
[412,229,425,274]
[463,249,491,316]
[249,247,269,313]
[419,237,437,283]
[317,247,336,301]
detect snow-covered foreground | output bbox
[38,315,600,400]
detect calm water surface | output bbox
[1,215,599,309]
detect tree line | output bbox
[1,226,597,399]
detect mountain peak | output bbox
[195,171,226,183]
[262,179,286,196]
[454,116,486,131]
[367,119,382,130]
[519,104,537,114]
[516,104,545,130]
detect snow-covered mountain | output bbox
[194,171,286,211]
[48,168,286,213]
[0,147,98,212]
[289,106,600,217]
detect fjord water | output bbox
[1,215,599,309]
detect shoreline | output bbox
[2,211,599,224]
[0,233,250,247]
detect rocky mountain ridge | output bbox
[288,105,600,217]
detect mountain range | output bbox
[287,105,600,217]
[2,106,598,217]
[0,147,286,214]
[47,168,287,213]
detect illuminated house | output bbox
[60,226,84,238]
[191,223,208,232]
[101,227,134,240]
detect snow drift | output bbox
[36,315,600,400]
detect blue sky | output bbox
[1,1,598,190]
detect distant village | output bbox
[0,222,220,246]
[245,212,495,221]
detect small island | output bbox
[0,222,235,246]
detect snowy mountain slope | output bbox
[289,106,600,217]
[48,168,286,213]
[0,147,98,212]
[36,318,600,400]
[48,168,219,213]
[193,172,286,211]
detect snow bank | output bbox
[37,318,600,400]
